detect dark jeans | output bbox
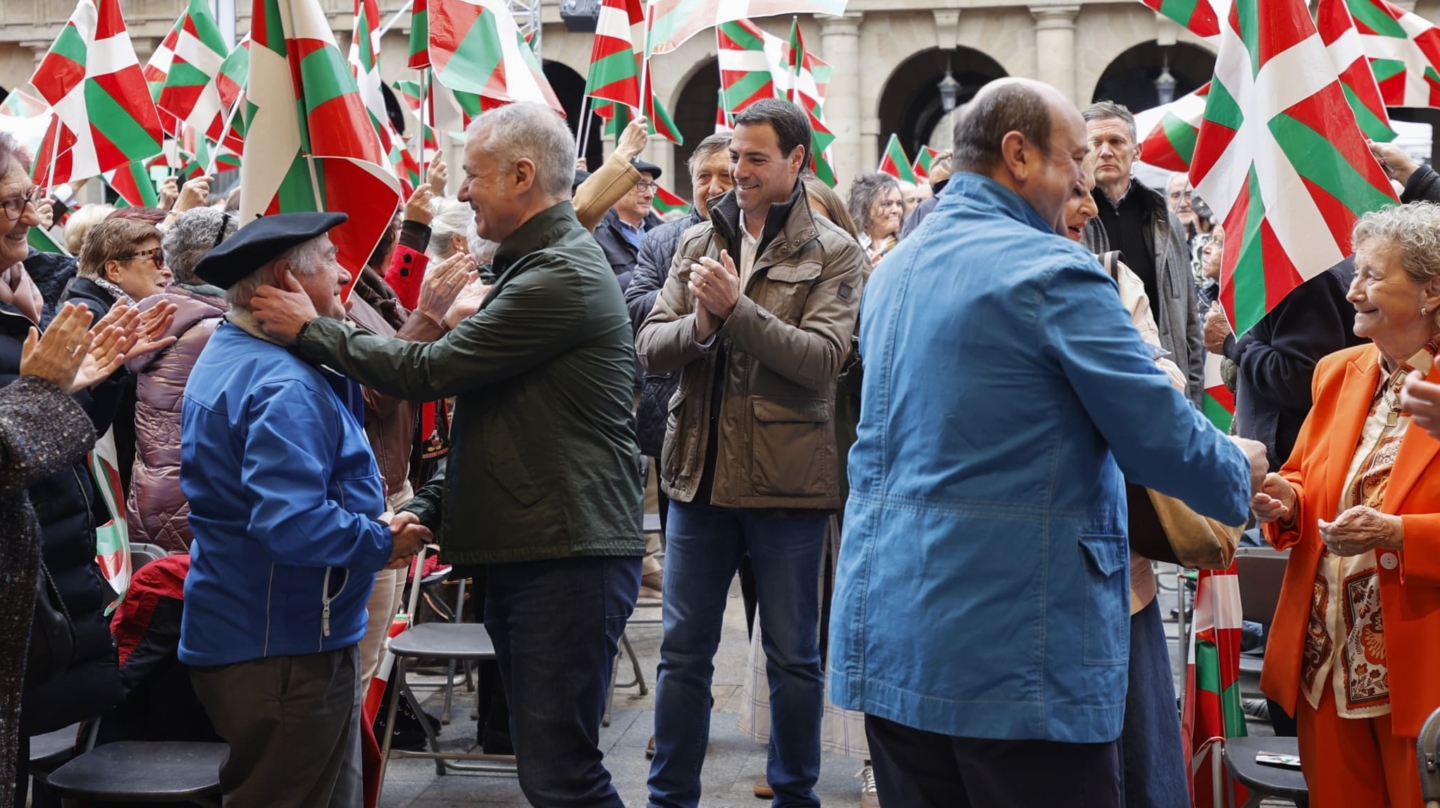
[647,502,827,808]
[865,714,1122,808]
[1120,597,1189,808]
[484,555,641,808]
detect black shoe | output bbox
[375,709,428,751]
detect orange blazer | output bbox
[1261,344,1440,738]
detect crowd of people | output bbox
[4,72,1440,808]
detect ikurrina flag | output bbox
[144,19,183,134]
[156,0,230,142]
[1318,0,1397,142]
[408,0,430,68]
[1139,83,1210,172]
[585,0,644,111]
[28,0,165,186]
[878,134,918,184]
[241,0,402,288]
[1346,0,1440,107]
[1140,0,1224,39]
[0,86,56,163]
[1202,352,1235,431]
[1189,0,1398,338]
[718,20,783,114]
[215,36,251,154]
[652,184,690,215]
[597,64,684,145]
[1181,563,1250,807]
[429,0,565,114]
[103,159,159,207]
[645,0,847,55]
[715,90,732,132]
[349,0,405,184]
[911,146,942,184]
[784,19,837,186]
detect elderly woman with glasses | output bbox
[1254,202,1440,807]
[71,218,173,315]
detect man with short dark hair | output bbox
[636,98,866,808]
[829,78,1265,808]
[595,158,664,289]
[1082,100,1203,403]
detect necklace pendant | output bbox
[1388,410,1399,427]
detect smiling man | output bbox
[635,99,866,808]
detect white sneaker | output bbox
[857,764,880,808]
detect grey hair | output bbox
[847,172,901,237]
[688,133,732,173]
[1353,202,1440,285]
[465,103,575,198]
[952,81,1054,174]
[164,208,239,286]
[224,234,328,308]
[429,197,473,261]
[1082,100,1137,143]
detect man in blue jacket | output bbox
[828,78,1268,807]
[178,212,428,808]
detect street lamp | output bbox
[1155,54,1177,106]
[938,67,961,113]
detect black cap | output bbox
[631,159,662,180]
[193,212,348,290]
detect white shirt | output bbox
[738,210,761,289]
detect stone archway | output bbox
[1090,41,1214,112]
[543,60,605,170]
[877,47,1007,167]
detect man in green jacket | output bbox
[249,102,644,808]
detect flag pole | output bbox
[206,79,246,177]
[376,2,409,39]
[638,0,654,118]
[420,66,434,185]
[790,16,799,106]
[576,94,591,152]
[42,117,62,202]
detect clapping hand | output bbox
[443,278,491,330]
[689,251,740,342]
[386,511,432,570]
[20,302,98,393]
[417,252,479,326]
[1319,505,1402,556]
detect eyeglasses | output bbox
[635,181,658,192]
[0,188,37,221]
[117,247,165,267]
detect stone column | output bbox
[819,13,863,188]
[1030,6,1081,105]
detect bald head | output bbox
[951,78,1087,232]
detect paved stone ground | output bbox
[378,566,1288,808]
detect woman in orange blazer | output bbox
[1252,203,1440,807]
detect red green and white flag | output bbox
[143,18,184,135]
[1318,0,1398,142]
[717,19,782,114]
[784,18,830,105]
[652,184,690,215]
[1139,83,1210,172]
[1140,0,1224,40]
[809,116,838,187]
[178,125,241,179]
[585,0,644,110]
[91,430,133,612]
[911,146,941,184]
[878,134,918,183]
[428,0,565,114]
[241,0,402,290]
[0,86,56,163]
[156,0,229,141]
[214,36,251,154]
[715,89,732,132]
[1347,0,1440,107]
[349,0,405,184]
[645,0,848,55]
[27,0,166,186]
[408,0,431,68]
[1181,563,1250,807]
[103,159,160,207]
[597,70,684,145]
[1189,0,1398,337]
[1202,352,1235,432]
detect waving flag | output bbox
[143,18,183,134]
[1202,352,1235,431]
[1347,0,1440,107]
[408,0,430,68]
[1319,0,1398,141]
[429,0,564,114]
[715,90,732,132]
[214,36,251,154]
[0,87,57,163]
[156,0,229,141]
[877,134,918,183]
[1182,563,1250,807]
[718,20,782,114]
[911,146,942,184]
[103,159,160,208]
[585,0,643,110]
[28,0,165,186]
[350,0,406,186]
[1190,0,1397,337]
[1139,0,1224,40]
[1139,83,1211,172]
[652,184,690,215]
[645,0,847,55]
[241,0,402,286]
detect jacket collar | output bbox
[491,201,579,281]
[707,180,816,267]
[224,307,287,346]
[946,172,1058,235]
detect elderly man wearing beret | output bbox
[178,211,430,808]
[249,103,645,808]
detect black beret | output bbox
[631,159,662,180]
[193,212,348,290]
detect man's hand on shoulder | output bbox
[251,268,320,346]
[386,511,431,570]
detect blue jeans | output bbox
[484,555,641,808]
[1119,596,1189,808]
[646,502,827,808]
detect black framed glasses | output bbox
[635,181,659,192]
[117,247,165,267]
[0,188,37,221]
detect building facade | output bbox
[1,0,1434,201]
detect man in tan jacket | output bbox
[635,98,866,808]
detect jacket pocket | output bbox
[750,397,831,497]
[483,410,542,506]
[759,261,822,324]
[1078,533,1128,666]
[660,387,689,485]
